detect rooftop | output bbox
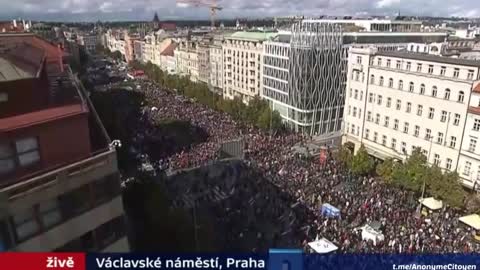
[227,31,278,42]
[377,51,480,68]
[0,43,45,82]
[161,42,177,56]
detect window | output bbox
[382,135,387,146]
[354,89,358,99]
[425,129,432,140]
[406,102,412,113]
[0,92,7,102]
[396,99,401,110]
[434,154,440,166]
[367,111,372,121]
[474,119,480,131]
[375,113,380,124]
[446,158,452,170]
[356,56,362,64]
[379,76,384,86]
[437,132,444,144]
[450,136,457,148]
[428,65,434,74]
[469,138,477,152]
[403,122,409,134]
[365,129,370,139]
[373,132,378,142]
[15,137,40,167]
[369,93,374,103]
[0,144,15,174]
[386,59,391,67]
[422,149,428,157]
[458,91,465,103]
[396,60,401,69]
[417,63,422,72]
[384,116,390,127]
[431,86,437,97]
[409,82,414,92]
[454,114,461,126]
[39,199,62,229]
[414,125,420,137]
[386,97,392,108]
[420,84,425,95]
[358,109,362,119]
[453,68,460,78]
[370,74,375,84]
[376,95,383,105]
[394,119,399,130]
[348,106,351,115]
[440,66,446,76]
[444,89,450,100]
[406,62,411,71]
[377,58,382,66]
[391,138,397,149]
[398,80,403,90]
[360,91,363,101]
[428,108,435,119]
[464,161,472,176]
[401,142,407,154]
[441,111,447,122]
[352,107,357,117]
[468,69,474,80]
[417,105,423,116]
[388,78,393,88]
[12,208,40,241]
[355,72,360,81]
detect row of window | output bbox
[0,174,121,249]
[368,74,465,103]
[372,57,476,80]
[462,161,480,180]
[347,123,450,169]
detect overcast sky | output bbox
[0,0,478,21]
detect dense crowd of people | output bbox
[128,77,479,253]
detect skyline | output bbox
[0,0,479,22]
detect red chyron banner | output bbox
[0,253,85,270]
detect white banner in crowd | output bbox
[308,238,338,253]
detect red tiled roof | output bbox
[160,42,177,56]
[468,106,480,116]
[473,83,480,94]
[0,104,87,132]
[160,23,176,31]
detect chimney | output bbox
[29,20,32,29]
[13,19,17,28]
[22,20,26,29]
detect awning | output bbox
[308,238,338,253]
[459,214,480,230]
[419,197,443,211]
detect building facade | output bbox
[223,31,277,104]
[174,41,199,82]
[197,37,212,84]
[0,35,128,251]
[209,34,225,93]
[77,34,97,55]
[343,47,480,187]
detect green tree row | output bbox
[337,144,467,208]
[131,60,283,132]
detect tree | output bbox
[336,144,353,168]
[391,148,427,192]
[350,144,374,176]
[376,158,395,183]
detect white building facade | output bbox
[344,47,480,188]
[222,31,277,104]
[209,35,224,93]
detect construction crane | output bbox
[176,0,223,28]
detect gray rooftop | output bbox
[377,51,480,68]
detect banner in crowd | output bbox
[1,252,480,270]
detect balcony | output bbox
[352,63,363,71]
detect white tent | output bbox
[360,225,385,245]
[459,214,480,230]
[308,238,338,253]
[419,197,443,210]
